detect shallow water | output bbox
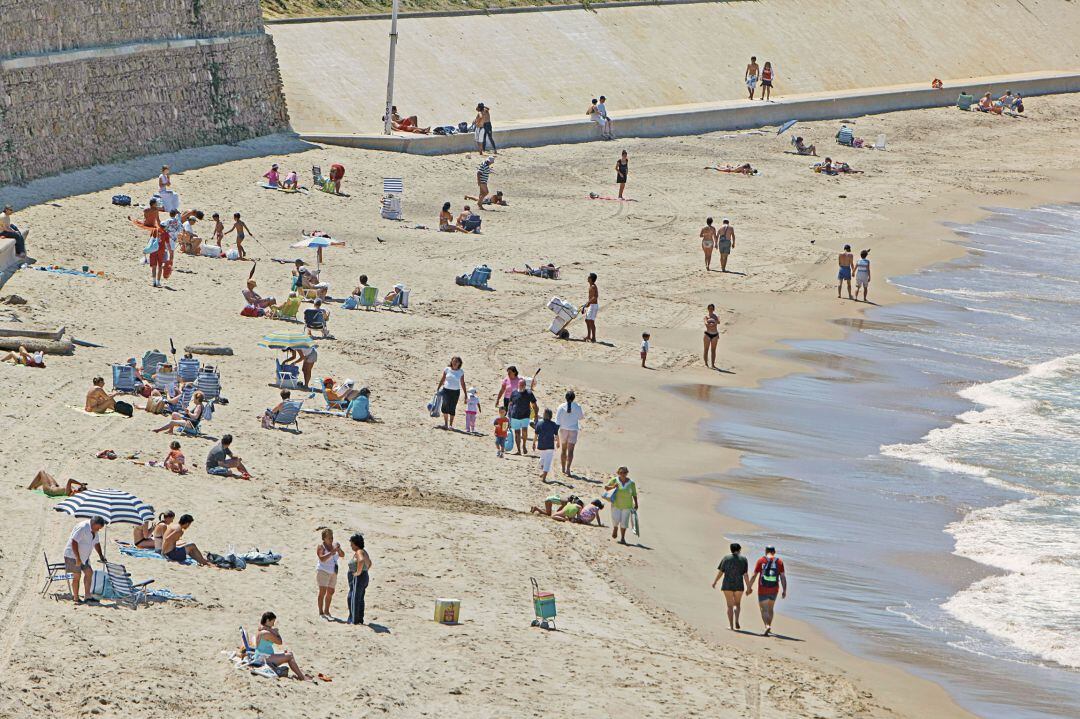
[689,204,1080,718]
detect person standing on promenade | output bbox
[837,244,854,299]
[615,150,628,199]
[854,249,871,302]
[581,273,599,343]
[712,542,752,630]
[749,545,787,636]
[700,217,718,271]
[718,218,736,272]
[745,56,760,100]
[759,61,775,100]
[704,304,720,368]
[597,95,615,139]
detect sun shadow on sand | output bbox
[733,628,803,642]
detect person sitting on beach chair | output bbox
[2,345,45,368]
[152,391,206,434]
[294,259,329,300]
[244,280,277,314]
[835,125,855,146]
[792,136,817,156]
[262,389,293,428]
[464,190,508,207]
[251,612,310,680]
[27,470,87,497]
[456,206,482,233]
[324,377,362,407]
[304,299,331,339]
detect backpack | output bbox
[760,557,780,587]
[112,194,131,206]
[457,121,469,134]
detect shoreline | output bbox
[563,170,1080,717]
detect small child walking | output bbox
[211,212,224,248]
[640,332,651,368]
[494,406,510,457]
[465,387,481,433]
[222,212,253,259]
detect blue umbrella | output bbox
[777,119,797,135]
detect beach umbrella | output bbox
[55,488,153,525]
[292,233,345,269]
[777,119,797,135]
[258,330,313,350]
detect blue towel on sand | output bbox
[119,544,197,566]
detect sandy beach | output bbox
[2,94,1080,718]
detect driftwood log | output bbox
[0,337,75,355]
[184,344,234,356]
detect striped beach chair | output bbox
[381,178,403,219]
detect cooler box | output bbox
[434,598,460,624]
[549,316,573,335]
[533,592,557,621]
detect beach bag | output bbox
[112,194,131,206]
[457,122,469,133]
[240,305,263,317]
[503,433,514,451]
[433,126,447,135]
[142,235,160,255]
[113,400,134,417]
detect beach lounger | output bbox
[177,357,200,382]
[276,296,301,321]
[382,178,403,220]
[384,285,409,311]
[270,399,303,432]
[104,561,154,609]
[41,551,73,596]
[154,370,178,393]
[142,350,167,377]
[112,364,137,392]
[323,390,349,412]
[276,360,301,389]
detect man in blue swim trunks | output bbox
[161,514,211,566]
[838,244,854,299]
[508,378,538,456]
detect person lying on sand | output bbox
[792,136,817,156]
[85,376,120,413]
[439,202,471,233]
[814,158,863,175]
[508,263,559,279]
[2,345,45,368]
[708,163,757,175]
[464,190,508,206]
[27,470,87,497]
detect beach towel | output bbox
[586,194,637,202]
[427,391,444,418]
[119,544,197,566]
[148,588,195,601]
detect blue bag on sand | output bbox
[112,194,132,206]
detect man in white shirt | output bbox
[596,95,614,140]
[555,390,585,476]
[63,516,107,604]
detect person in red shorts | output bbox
[748,545,787,636]
[329,164,345,194]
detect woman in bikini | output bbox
[704,304,720,368]
[27,470,87,497]
[700,217,718,271]
[439,202,470,233]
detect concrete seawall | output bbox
[269,0,1080,134]
[301,72,1080,154]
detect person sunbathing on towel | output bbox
[132,518,156,549]
[85,376,119,413]
[385,106,431,134]
[793,136,817,156]
[2,345,45,368]
[27,470,87,497]
[439,202,471,233]
[833,160,863,174]
[710,163,756,174]
[464,190,508,207]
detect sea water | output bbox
[694,204,1079,717]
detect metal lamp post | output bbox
[383,0,400,135]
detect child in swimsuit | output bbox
[211,213,224,248]
[164,440,187,474]
[223,212,253,259]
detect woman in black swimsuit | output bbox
[616,150,628,199]
[704,304,720,369]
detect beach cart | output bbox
[530,577,557,630]
[546,296,579,339]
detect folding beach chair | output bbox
[104,561,154,609]
[112,364,136,392]
[323,389,349,412]
[154,370,178,394]
[195,368,221,400]
[381,178,403,220]
[359,285,379,310]
[177,357,200,382]
[276,295,301,321]
[142,350,167,377]
[270,400,303,432]
[275,360,301,389]
[384,285,409,311]
[41,552,72,596]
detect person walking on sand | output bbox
[556,391,584,475]
[759,61,775,101]
[615,150,628,199]
[712,542,751,630]
[854,249,871,302]
[533,408,560,482]
[315,528,345,619]
[749,545,787,636]
[745,56,760,100]
[838,244,855,299]
[222,212,253,260]
[581,273,599,343]
[700,217,718,271]
[509,378,538,455]
[718,219,735,272]
[704,304,720,368]
[64,516,107,604]
[347,533,373,625]
[476,156,495,209]
[605,466,638,544]
[435,356,467,430]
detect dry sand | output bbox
[2,94,1080,718]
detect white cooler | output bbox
[547,297,578,336]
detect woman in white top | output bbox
[854,249,871,302]
[435,356,467,430]
[315,528,345,618]
[555,390,585,476]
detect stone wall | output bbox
[0,1,289,187]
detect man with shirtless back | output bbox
[581,273,599,343]
[837,244,855,299]
[744,56,760,100]
[700,217,719,271]
[161,514,210,566]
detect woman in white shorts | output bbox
[555,390,585,476]
[315,528,344,618]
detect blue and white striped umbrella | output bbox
[54,488,154,525]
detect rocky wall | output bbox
[0,0,263,59]
[0,35,290,185]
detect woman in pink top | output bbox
[495,365,539,411]
[263,163,280,187]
